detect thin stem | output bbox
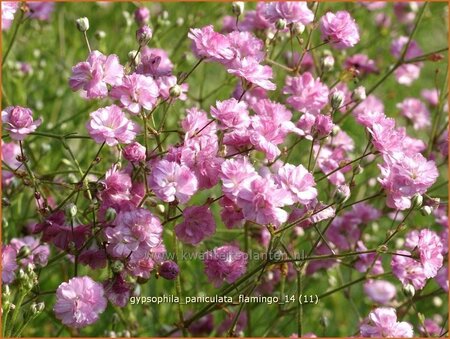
[2,8,25,65]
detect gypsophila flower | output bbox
[54,276,107,328]
[320,11,360,49]
[2,106,42,140]
[175,205,216,245]
[203,244,247,287]
[86,105,138,146]
[360,307,413,337]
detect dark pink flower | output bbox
[134,7,150,26]
[123,142,146,163]
[28,2,54,21]
[136,47,173,77]
[345,53,378,75]
[174,206,216,245]
[1,141,21,185]
[203,244,247,287]
[103,274,131,307]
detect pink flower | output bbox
[1,141,21,185]
[123,142,146,163]
[353,95,385,128]
[368,117,405,154]
[378,153,438,210]
[360,307,413,337]
[421,88,440,106]
[283,72,329,114]
[188,25,234,62]
[10,236,50,267]
[86,105,138,146]
[226,31,265,62]
[355,241,384,275]
[392,250,427,290]
[219,196,245,229]
[276,164,317,204]
[156,75,189,101]
[2,2,18,30]
[210,98,250,130]
[419,319,443,337]
[249,99,294,161]
[265,2,314,25]
[394,64,421,86]
[99,165,132,209]
[397,98,430,130]
[363,280,396,305]
[105,208,163,260]
[149,159,198,204]
[435,266,448,292]
[236,176,293,226]
[320,11,360,49]
[134,7,150,26]
[2,106,42,140]
[203,244,247,287]
[179,136,223,189]
[345,53,378,75]
[136,47,173,77]
[228,57,276,91]
[414,229,444,278]
[220,157,258,199]
[110,74,159,114]
[174,206,216,245]
[2,245,18,284]
[27,2,54,21]
[54,276,107,328]
[103,274,131,307]
[69,51,124,99]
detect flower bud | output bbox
[402,283,415,297]
[134,7,150,27]
[420,205,433,216]
[76,17,90,32]
[18,245,31,259]
[321,54,335,72]
[331,91,345,110]
[111,260,125,273]
[136,25,152,46]
[275,18,287,30]
[320,315,329,328]
[292,22,305,35]
[3,285,11,298]
[105,207,117,223]
[128,50,141,65]
[156,204,165,214]
[95,30,106,40]
[232,2,245,16]
[158,261,179,280]
[169,84,182,98]
[334,185,350,204]
[376,244,388,253]
[412,193,423,209]
[66,203,78,218]
[352,86,367,102]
